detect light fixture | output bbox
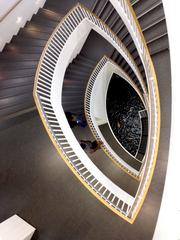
[16,16,22,24]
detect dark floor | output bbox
[99,123,141,171]
[0,114,159,240]
[0,50,171,240]
[72,124,139,196]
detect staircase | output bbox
[0,0,171,236]
[92,0,168,92]
[0,0,168,122]
[62,54,96,114]
[0,7,62,121]
[62,29,114,114]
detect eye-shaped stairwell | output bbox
[32,0,161,222]
[0,0,169,229]
[32,3,142,223]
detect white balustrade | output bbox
[34,2,160,222]
[85,55,144,179]
[109,0,160,220]
[34,4,141,221]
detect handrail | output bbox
[109,0,161,222]
[84,55,144,180]
[33,1,160,223]
[0,0,23,22]
[33,3,144,223]
[135,109,148,160]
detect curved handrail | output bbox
[84,55,144,180]
[109,0,161,221]
[33,3,146,223]
[135,110,148,160]
[33,2,159,223]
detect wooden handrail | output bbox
[109,0,160,223]
[34,4,136,224]
[33,1,160,224]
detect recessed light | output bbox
[16,17,22,24]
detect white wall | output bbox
[93,63,113,125]
[92,60,145,124]
[49,17,134,204]
[153,1,180,239]
[0,0,46,51]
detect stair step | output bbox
[37,8,62,21]
[99,2,114,22]
[4,42,44,53]
[0,76,34,89]
[148,34,169,55]
[0,93,34,110]
[93,0,108,16]
[66,65,94,75]
[0,85,33,99]
[73,58,96,69]
[62,90,85,97]
[0,60,38,70]
[65,72,92,80]
[143,20,167,43]
[138,2,164,30]
[30,15,59,28]
[111,18,124,35]
[0,69,36,79]
[102,5,115,23]
[76,54,96,65]
[43,1,69,15]
[106,10,119,28]
[110,0,166,61]
[110,50,117,61]
[0,4,64,120]
[11,37,47,47]
[133,0,162,17]
[62,95,84,102]
[18,28,51,41]
[25,22,54,34]
[62,83,86,91]
[0,53,40,61]
[0,100,35,118]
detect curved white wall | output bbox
[50,18,134,204]
[93,60,145,124]
[153,1,180,239]
[0,0,46,51]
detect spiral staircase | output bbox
[0,0,171,239]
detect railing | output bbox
[135,110,148,160]
[109,0,161,221]
[34,3,144,223]
[85,55,144,180]
[34,1,159,223]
